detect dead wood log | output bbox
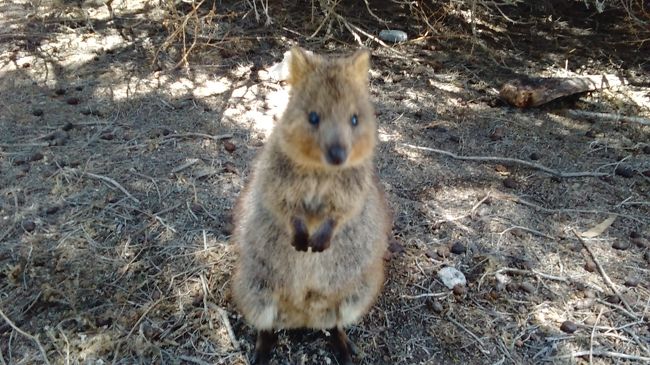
[499,75,627,108]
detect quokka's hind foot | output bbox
[251,330,277,365]
[330,327,355,365]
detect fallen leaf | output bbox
[580,214,616,238]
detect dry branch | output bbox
[552,350,650,362]
[499,75,627,108]
[401,144,608,178]
[573,230,637,318]
[566,109,650,126]
[0,308,51,365]
[66,168,140,204]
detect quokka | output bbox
[232,47,391,365]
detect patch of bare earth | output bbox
[1,1,648,364]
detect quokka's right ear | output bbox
[288,47,313,85]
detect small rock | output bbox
[22,220,36,232]
[100,132,114,140]
[490,127,505,141]
[529,152,540,160]
[66,97,80,105]
[520,281,535,294]
[450,242,466,255]
[378,29,408,43]
[560,320,577,334]
[30,152,44,162]
[429,300,443,313]
[191,203,202,213]
[437,266,466,289]
[452,284,466,296]
[574,298,595,310]
[223,140,236,153]
[62,122,74,131]
[631,237,648,249]
[436,246,450,258]
[624,277,639,287]
[615,165,634,178]
[605,295,620,304]
[612,240,630,250]
[45,206,59,215]
[388,240,406,255]
[222,161,238,174]
[55,88,66,95]
[494,164,508,173]
[503,177,518,189]
[584,260,597,272]
[32,109,44,117]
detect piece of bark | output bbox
[499,75,627,108]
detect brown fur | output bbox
[231,48,390,362]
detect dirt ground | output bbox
[1,0,649,364]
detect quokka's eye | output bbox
[308,111,320,126]
[351,114,359,127]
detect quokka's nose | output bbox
[326,144,347,165]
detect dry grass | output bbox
[1,0,649,364]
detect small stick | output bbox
[164,133,233,141]
[589,308,603,364]
[67,168,140,204]
[208,303,240,351]
[401,292,448,300]
[446,314,490,355]
[112,298,163,364]
[434,193,491,225]
[552,350,650,362]
[499,225,554,240]
[0,308,51,365]
[567,109,650,126]
[178,355,212,365]
[401,144,608,178]
[172,158,200,173]
[573,230,637,317]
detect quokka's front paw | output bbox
[309,218,336,252]
[291,217,309,252]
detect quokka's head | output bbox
[277,47,377,169]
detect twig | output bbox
[209,304,240,351]
[434,194,491,225]
[499,225,554,240]
[401,143,608,178]
[65,168,140,204]
[589,308,603,364]
[446,314,491,355]
[573,231,637,318]
[401,292,448,300]
[112,298,163,364]
[567,109,650,126]
[492,192,647,223]
[178,355,212,365]
[0,308,51,365]
[163,133,233,141]
[0,142,50,148]
[172,158,200,173]
[551,350,650,361]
